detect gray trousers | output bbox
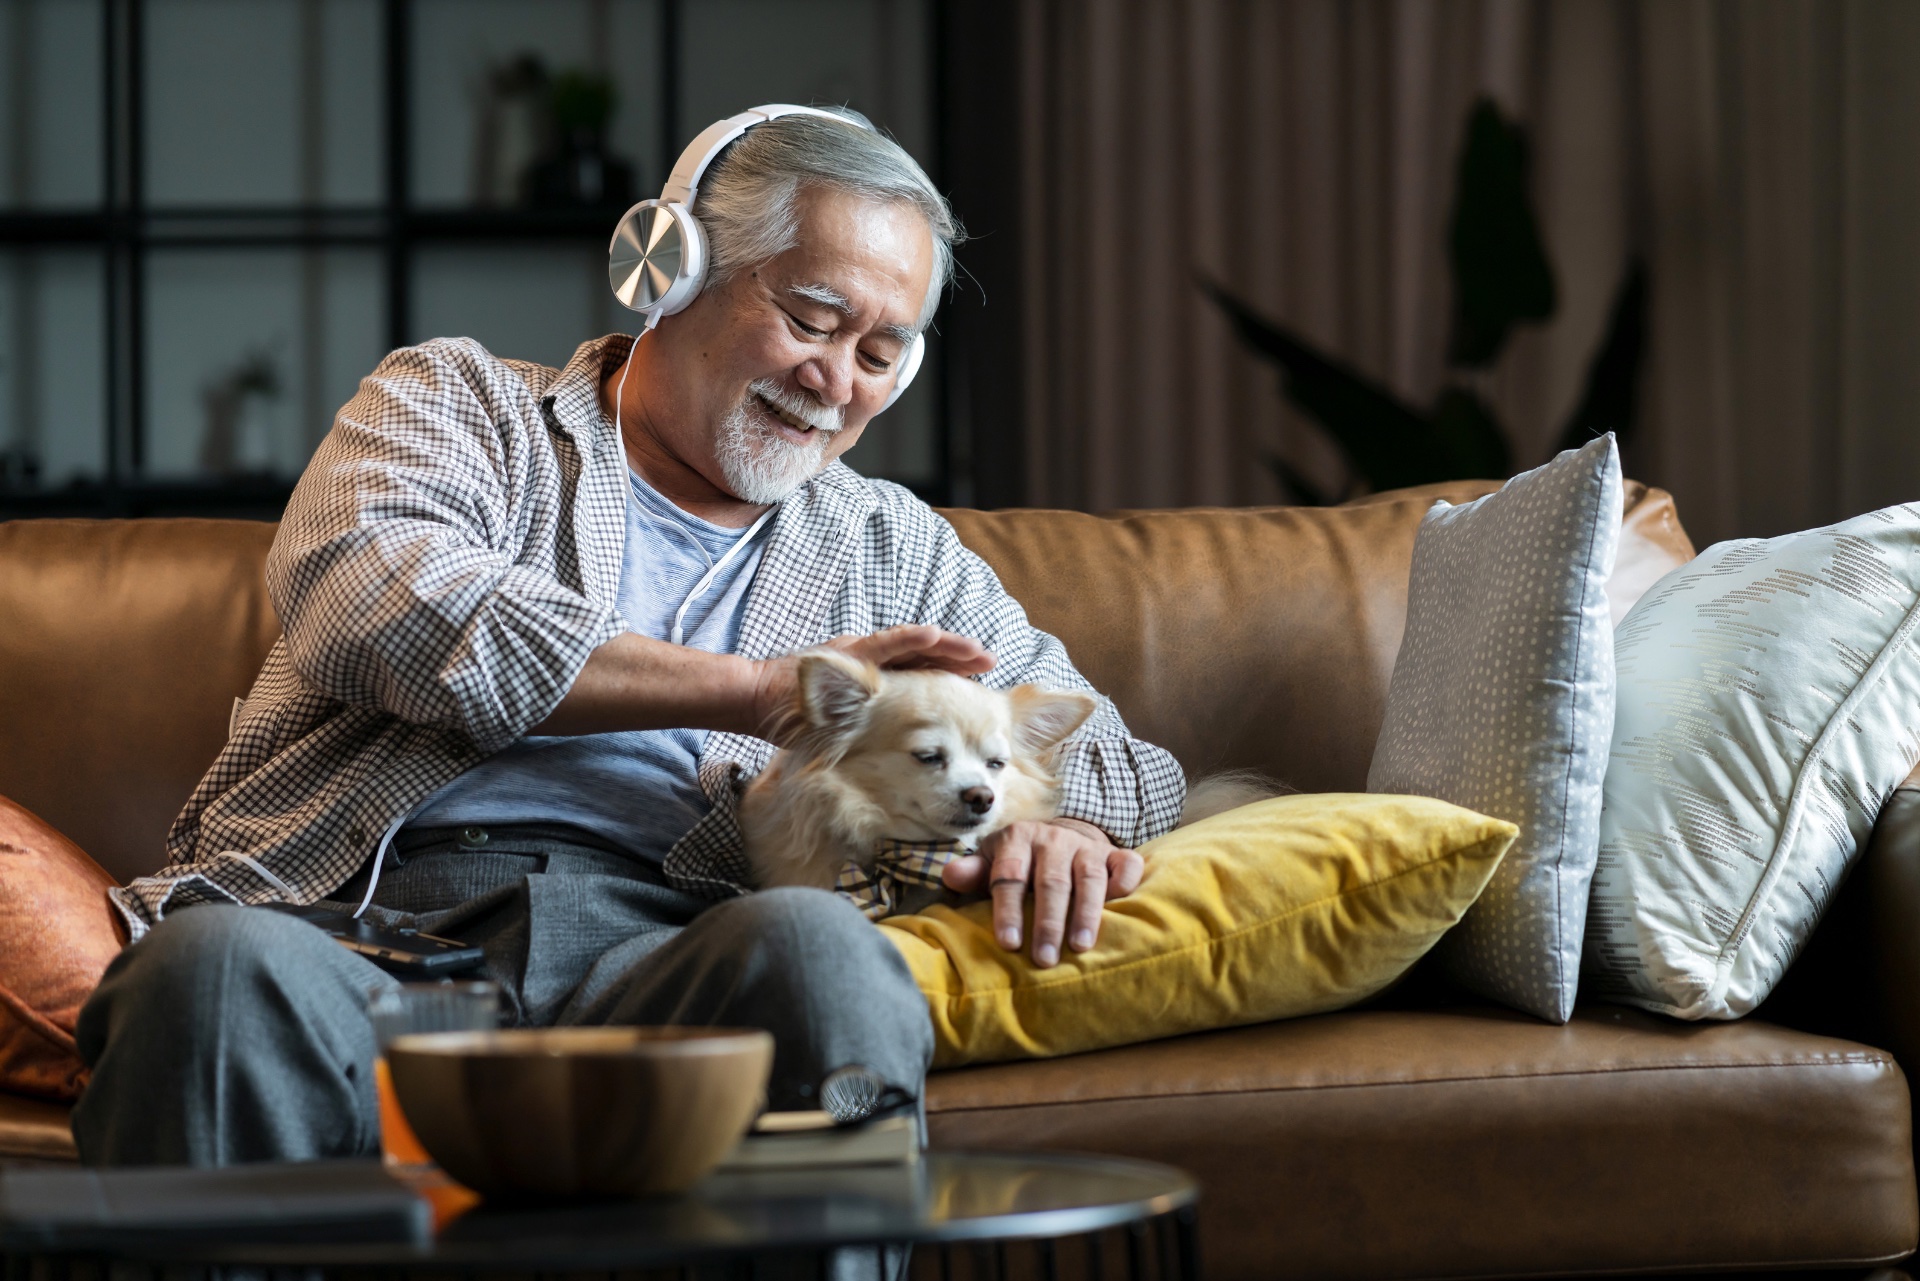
[72,826,934,1167]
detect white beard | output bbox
[714,379,845,505]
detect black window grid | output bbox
[0,0,687,519]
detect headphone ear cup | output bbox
[609,201,707,319]
[879,333,926,413]
[654,207,707,317]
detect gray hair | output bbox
[693,107,962,330]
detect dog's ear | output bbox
[797,650,882,737]
[1007,686,1097,756]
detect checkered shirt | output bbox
[112,335,1187,939]
[837,838,968,920]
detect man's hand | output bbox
[748,624,994,743]
[940,818,1144,967]
[533,624,991,739]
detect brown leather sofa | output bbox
[2,480,1916,1280]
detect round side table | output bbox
[8,1151,1200,1281]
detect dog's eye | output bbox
[912,750,945,766]
[985,758,1007,771]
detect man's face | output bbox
[660,185,935,504]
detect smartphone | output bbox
[263,903,486,978]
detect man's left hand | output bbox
[940,818,1144,968]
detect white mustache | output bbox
[748,378,843,436]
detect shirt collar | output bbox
[542,333,631,440]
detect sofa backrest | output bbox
[942,479,1693,795]
[0,519,281,884]
[0,481,1694,884]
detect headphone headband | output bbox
[661,104,854,206]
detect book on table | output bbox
[718,1110,919,1171]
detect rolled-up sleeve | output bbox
[268,341,624,754]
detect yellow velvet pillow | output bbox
[878,793,1516,1067]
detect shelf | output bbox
[0,474,946,521]
[0,205,632,249]
[403,207,632,241]
[0,212,111,245]
[0,0,947,515]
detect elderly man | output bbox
[72,107,1184,1167]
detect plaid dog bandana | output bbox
[836,839,970,920]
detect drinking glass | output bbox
[367,980,501,1170]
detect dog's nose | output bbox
[961,786,995,815]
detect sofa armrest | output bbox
[1754,767,1920,1049]
[1868,765,1920,1071]
[0,1090,76,1162]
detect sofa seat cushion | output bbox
[0,1090,76,1163]
[926,1006,1917,1281]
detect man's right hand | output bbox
[748,625,994,743]
[533,624,992,741]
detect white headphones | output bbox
[608,104,926,413]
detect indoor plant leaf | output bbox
[1201,279,1456,493]
[1554,258,1648,457]
[1446,98,1556,369]
[1264,455,1335,507]
[1429,385,1512,480]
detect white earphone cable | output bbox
[613,324,776,649]
[667,505,775,645]
[350,809,410,920]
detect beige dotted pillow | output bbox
[1368,435,1623,1023]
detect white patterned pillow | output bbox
[1584,505,1920,1019]
[1368,435,1622,1023]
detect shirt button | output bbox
[348,825,367,846]
[458,827,489,849]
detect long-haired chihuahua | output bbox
[740,650,1096,894]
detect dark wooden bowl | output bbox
[387,1026,774,1200]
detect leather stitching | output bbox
[928,1055,1898,1112]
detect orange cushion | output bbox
[0,796,123,1100]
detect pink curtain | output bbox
[1012,0,1920,545]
